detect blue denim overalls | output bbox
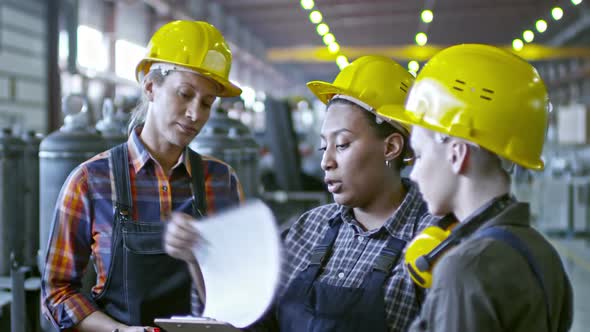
[278,216,406,332]
[94,143,206,326]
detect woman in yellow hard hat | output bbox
[378,44,573,331]
[249,55,435,332]
[42,21,244,332]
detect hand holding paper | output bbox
[187,200,282,328]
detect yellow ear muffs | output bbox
[405,194,516,288]
[405,216,458,288]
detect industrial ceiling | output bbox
[215,0,590,84]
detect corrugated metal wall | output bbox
[0,0,47,133]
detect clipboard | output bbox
[154,317,240,332]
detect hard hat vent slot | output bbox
[400,82,408,93]
[480,88,494,101]
[453,79,466,92]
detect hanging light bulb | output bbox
[309,10,323,24]
[523,30,535,43]
[300,0,314,10]
[512,38,524,51]
[421,10,434,23]
[535,19,548,33]
[415,32,428,46]
[316,23,329,36]
[551,7,563,21]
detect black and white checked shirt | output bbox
[280,180,436,331]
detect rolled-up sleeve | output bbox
[41,165,97,330]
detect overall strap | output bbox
[474,226,552,332]
[308,218,342,268]
[111,143,132,220]
[373,237,407,273]
[301,216,343,282]
[187,148,207,218]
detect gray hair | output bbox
[127,70,167,135]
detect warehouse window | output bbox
[115,39,146,81]
[241,86,257,109]
[77,25,108,72]
[59,30,68,65]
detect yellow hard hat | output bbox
[378,44,549,170]
[307,55,415,134]
[135,20,242,97]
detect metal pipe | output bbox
[65,0,78,74]
[10,254,27,332]
[46,0,61,132]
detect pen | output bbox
[175,198,194,213]
[173,197,205,218]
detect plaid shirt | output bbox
[281,180,435,331]
[41,129,243,330]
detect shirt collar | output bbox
[127,127,190,174]
[480,202,531,229]
[338,178,423,238]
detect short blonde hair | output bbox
[432,132,514,177]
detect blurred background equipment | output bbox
[39,94,112,274]
[0,128,25,276]
[258,97,329,231]
[36,94,130,332]
[22,131,43,270]
[190,105,260,198]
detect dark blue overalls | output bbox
[278,216,406,332]
[93,143,206,326]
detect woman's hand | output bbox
[77,311,160,332]
[119,327,160,332]
[164,212,202,263]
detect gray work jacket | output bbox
[409,202,573,332]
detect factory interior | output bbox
[0,0,589,331]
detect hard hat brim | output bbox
[306,80,350,105]
[136,59,242,97]
[377,104,545,171]
[377,104,420,129]
[308,80,411,135]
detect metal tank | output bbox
[38,95,110,270]
[95,98,128,147]
[0,128,25,275]
[189,108,260,198]
[22,130,42,269]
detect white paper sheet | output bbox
[191,200,282,328]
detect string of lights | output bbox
[409,1,436,75]
[512,0,584,51]
[300,0,350,70]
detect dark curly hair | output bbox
[326,97,410,171]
